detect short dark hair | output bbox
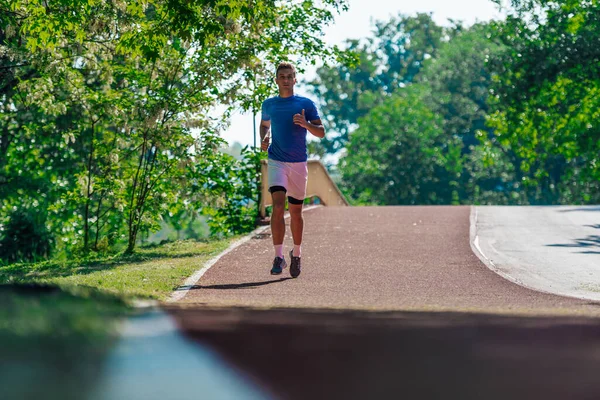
[276,62,296,76]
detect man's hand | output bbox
[260,120,270,152]
[295,109,325,138]
[293,109,308,128]
[261,136,269,151]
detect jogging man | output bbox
[260,62,325,278]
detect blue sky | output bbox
[220,0,503,148]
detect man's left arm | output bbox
[305,118,325,138]
[293,109,325,138]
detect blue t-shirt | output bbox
[261,95,320,162]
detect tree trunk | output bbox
[83,122,95,252]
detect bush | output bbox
[203,146,264,236]
[0,209,54,263]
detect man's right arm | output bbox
[260,119,271,152]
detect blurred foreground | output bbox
[3,284,600,400]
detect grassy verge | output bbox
[0,237,240,301]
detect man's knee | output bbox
[271,193,286,216]
[288,204,303,219]
[272,202,285,214]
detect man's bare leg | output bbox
[288,202,303,278]
[288,202,304,253]
[270,190,286,252]
[269,191,288,275]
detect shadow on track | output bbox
[187,278,293,290]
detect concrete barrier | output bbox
[260,159,348,218]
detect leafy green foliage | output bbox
[307,13,446,153]
[417,24,500,151]
[485,0,600,204]
[416,23,507,203]
[1,0,349,261]
[340,85,459,205]
[200,146,265,236]
[320,4,600,206]
[0,209,53,263]
[334,20,503,205]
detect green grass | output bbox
[0,238,239,301]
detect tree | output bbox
[416,23,507,203]
[0,0,352,258]
[332,20,507,205]
[340,85,460,205]
[307,13,446,153]
[485,0,600,203]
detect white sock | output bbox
[274,244,284,258]
[293,245,301,258]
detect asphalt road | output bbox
[473,205,600,301]
[177,206,600,315]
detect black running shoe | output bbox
[270,256,287,275]
[289,250,301,278]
